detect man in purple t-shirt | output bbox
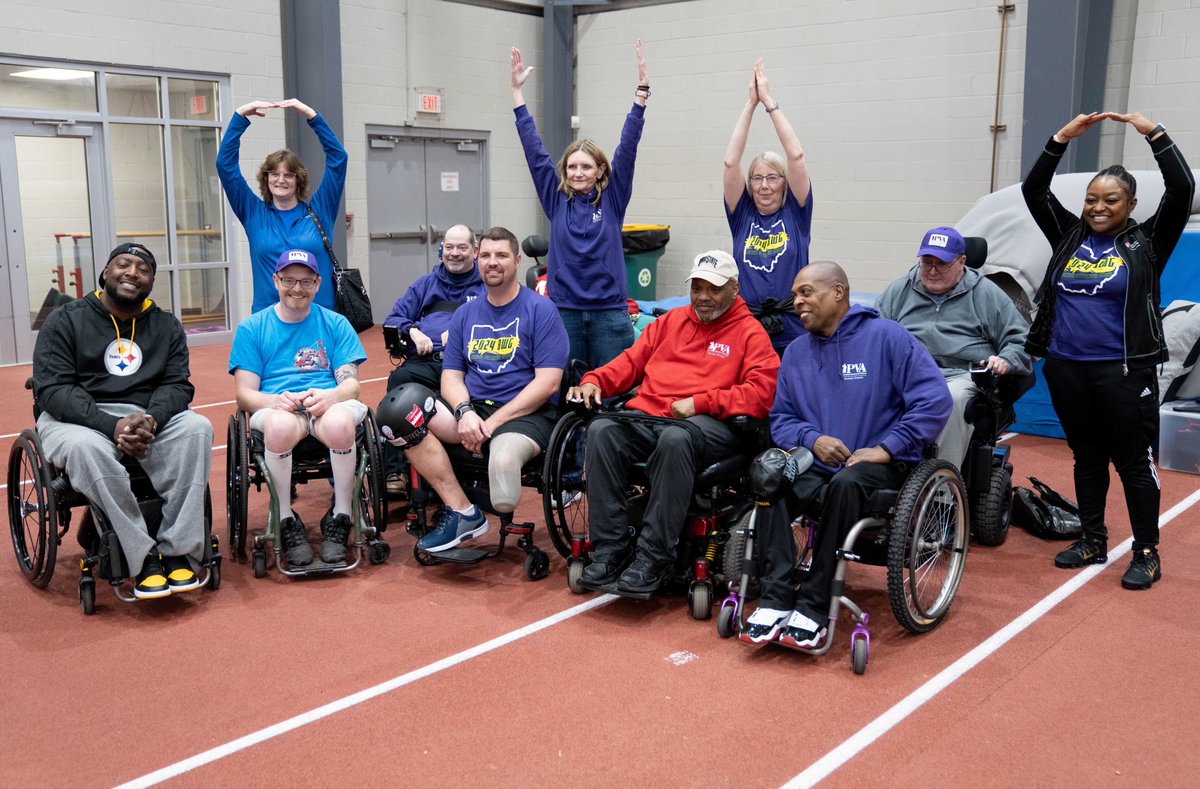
[377,227,569,553]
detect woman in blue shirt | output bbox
[217,98,347,313]
[510,41,649,369]
[723,59,813,354]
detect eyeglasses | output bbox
[749,174,783,187]
[269,172,297,181]
[278,276,318,290]
[919,258,960,271]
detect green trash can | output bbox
[622,223,670,302]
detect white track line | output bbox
[115,593,618,789]
[783,484,1200,789]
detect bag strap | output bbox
[305,205,344,279]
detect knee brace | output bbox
[376,383,438,448]
[488,433,538,514]
[750,447,813,502]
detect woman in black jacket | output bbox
[1021,110,1194,590]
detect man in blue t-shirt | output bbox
[377,226,569,553]
[228,249,368,567]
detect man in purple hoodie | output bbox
[742,261,952,649]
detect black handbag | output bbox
[306,206,374,333]
[1011,476,1084,540]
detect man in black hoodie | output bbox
[32,243,213,600]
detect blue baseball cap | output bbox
[917,227,966,263]
[275,248,319,274]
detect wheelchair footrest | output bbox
[426,546,492,564]
[280,557,352,576]
[577,579,654,601]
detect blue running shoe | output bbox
[418,506,490,553]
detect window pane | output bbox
[171,126,224,263]
[106,73,160,118]
[110,124,168,264]
[149,270,174,314]
[179,268,228,334]
[0,65,96,112]
[168,78,218,121]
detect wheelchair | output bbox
[542,405,770,619]
[225,407,390,578]
[7,380,219,615]
[716,448,969,675]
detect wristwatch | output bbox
[1146,123,1166,142]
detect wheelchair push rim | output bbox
[7,429,58,588]
[542,411,589,559]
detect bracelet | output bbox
[637,84,650,91]
[453,401,476,421]
[1145,123,1166,141]
[635,88,651,98]
[147,416,158,434]
[765,102,781,114]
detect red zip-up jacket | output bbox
[581,296,779,418]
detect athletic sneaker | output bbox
[161,554,200,593]
[417,506,490,553]
[580,551,625,586]
[386,473,408,498]
[1054,536,1107,568]
[616,556,672,594]
[779,609,827,649]
[740,607,789,644]
[1121,546,1162,590]
[134,552,171,600]
[280,515,314,566]
[319,511,353,563]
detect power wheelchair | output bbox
[225,407,390,578]
[716,447,969,675]
[541,403,771,619]
[7,379,219,615]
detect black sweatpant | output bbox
[1042,356,1160,548]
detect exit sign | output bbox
[418,92,442,114]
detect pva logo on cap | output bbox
[289,250,310,262]
[928,234,950,248]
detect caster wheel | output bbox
[79,578,96,616]
[524,549,550,581]
[716,605,737,639]
[252,550,267,579]
[368,540,391,565]
[413,544,439,567]
[852,637,868,675]
[688,581,713,621]
[208,557,222,590]
[566,558,586,594]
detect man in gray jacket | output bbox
[875,227,1030,469]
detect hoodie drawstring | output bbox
[109,313,135,356]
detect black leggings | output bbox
[1042,357,1160,548]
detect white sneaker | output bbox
[779,610,826,649]
[740,607,789,644]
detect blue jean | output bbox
[558,307,634,369]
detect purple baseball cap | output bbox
[917,227,966,263]
[275,248,319,274]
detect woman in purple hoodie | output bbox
[510,41,649,368]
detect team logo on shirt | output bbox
[467,318,520,373]
[104,339,143,377]
[293,339,330,372]
[742,218,789,273]
[1059,242,1123,296]
[707,341,731,358]
[841,362,867,381]
[592,209,603,223]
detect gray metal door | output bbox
[366,132,486,323]
[0,119,107,365]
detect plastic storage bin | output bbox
[1159,402,1200,474]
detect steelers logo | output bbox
[104,339,143,376]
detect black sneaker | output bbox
[1121,546,1161,590]
[280,515,314,566]
[320,511,352,563]
[616,556,672,594]
[161,554,200,593]
[1054,537,1107,568]
[134,552,171,599]
[580,552,624,586]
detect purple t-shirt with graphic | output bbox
[443,287,569,405]
[1049,234,1128,361]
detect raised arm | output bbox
[511,47,533,108]
[723,63,760,212]
[633,39,649,108]
[755,60,810,206]
[1020,113,1103,246]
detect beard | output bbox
[104,279,151,309]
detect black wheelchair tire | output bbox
[361,413,387,534]
[716,605,737,639]
[542,412,588,558]
[225,414,249,560]
[79,576,96,615]
[7,430,58,588]
[970,466,1012,548]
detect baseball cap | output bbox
[686,250,739,286]
[100,243,157,286]
[917,227,966,263]
[275,248,320,274]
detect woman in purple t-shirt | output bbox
[723,59,813,353]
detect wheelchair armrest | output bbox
[382,324,413,360]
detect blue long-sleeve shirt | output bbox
[383,264,485,353]
[216,112,347,312]
[514,103,644,310]
[771,305,952,473]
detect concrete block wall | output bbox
[574,0,1028,297]
[1122,0,1200,170]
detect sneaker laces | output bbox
[281,519,305,547]
[326,514,352,544]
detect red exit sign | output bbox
[418,92,442,114]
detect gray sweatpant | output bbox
[937,374,979,471]
[36,404,213,576]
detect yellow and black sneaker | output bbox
[134,552,171,599]
[162,554,201,593]
[1054,537,1107,569]
[1121,546,1161,590]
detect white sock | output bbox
[264,450,294,521]
[328,446,356,515]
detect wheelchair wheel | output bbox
[716,605,738,638]
[851,636,868,675]
[688,580,712,620]
[524,548,550,581]
[7,429,58,588]
[970,466,1012,547]
[542,412,589,558]
[361,413,388,534]
[225,414,249,560]
[720,510,758,599]
[79,576,96,615]
[566,557,586,593]
[886,460,968,634]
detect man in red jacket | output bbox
[567,250,780,593]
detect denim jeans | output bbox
[558,307,635,369]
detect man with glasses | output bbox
[874,227,1030,469]
[228,249,368,566]
[378,224,484,499]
